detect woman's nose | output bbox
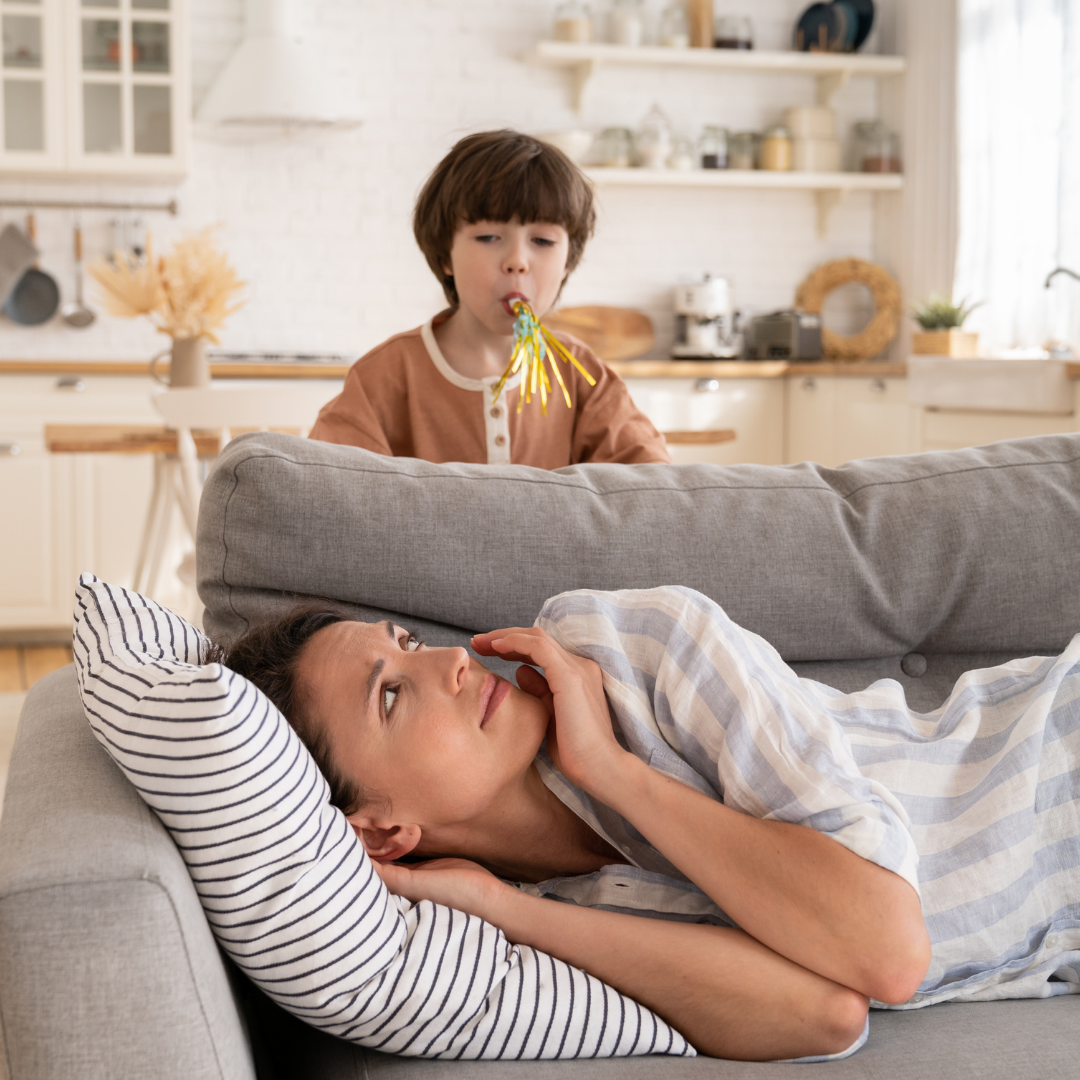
[441,647,470,694]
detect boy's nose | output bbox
[502,239,530,274]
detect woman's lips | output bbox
[480,675,510,727]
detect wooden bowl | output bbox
[542,306,655,362]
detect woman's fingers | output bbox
[516,664,554,709]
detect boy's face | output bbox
[445,218,570,332]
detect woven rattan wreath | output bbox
[794,258,902,360]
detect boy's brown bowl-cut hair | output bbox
[414,129,596,308]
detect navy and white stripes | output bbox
[72,575,692,1060]
[534,586,1080,1008]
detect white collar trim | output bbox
[421,318,521,394]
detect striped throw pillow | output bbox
[72,574,693,1061]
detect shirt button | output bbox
[494,434,507,447]
[1046,933,1059,948]
[490,406,502,418]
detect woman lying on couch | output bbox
[225,586,1080,1061]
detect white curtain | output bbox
[954,0,1080,354]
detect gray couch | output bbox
[2,431,1079,1079]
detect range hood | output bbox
[196,0,359,128]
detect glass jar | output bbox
[667,135,695,171]
[658,3,691,47]
[715,15,754,49]
[599,126,633,167]
[610,0,644,46]
[728,130,759,170]
[760,124,793,171]
[698,125,729,169]
[853,119,902,173]
[635,104,672,169]
[554,1,593,43]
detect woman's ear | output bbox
[347,815,421,863]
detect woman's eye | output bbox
[407,635,422,651]
[383,685,398,716]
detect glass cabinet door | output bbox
[1,0,55,159]
[70,0,185,173]
[0,0,185,175]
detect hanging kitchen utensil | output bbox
[60,221,96,329]
[0,222,38,308]
[3,213,61,326]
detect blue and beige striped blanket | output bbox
[530,586,1080,1007]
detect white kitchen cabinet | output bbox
[785,375,912,466]
[0,0,188,178]
[625,377,785,465]
[0,431,75,630]
[915,408,1079,453]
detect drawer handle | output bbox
[693,378,722,393]
[663,429,736,445]
[55,376,86,392]
[802,377,816,391]
[0,443,21,456]
[870,378,887,393]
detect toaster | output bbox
[745,310,823,360]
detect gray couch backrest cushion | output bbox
[197,432,1080,661]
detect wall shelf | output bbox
[584,168,903,236]
[531,41,907,112]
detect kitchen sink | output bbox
[907,356,1076,414]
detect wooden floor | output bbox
[0,646,74,693]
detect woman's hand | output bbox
[373,857,514,924]
[471,627,631,794]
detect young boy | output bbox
[309,130,671,468]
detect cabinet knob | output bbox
[56,376,86,392]
[870,378,887,393]
[0,443,21,456]
[802,377,817,391]
[694,378,722,393]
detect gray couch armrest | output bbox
[0,667,255,1080]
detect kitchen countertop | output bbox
[0,359,352,379]
[1,358,910,379]
[7,358,1075,380]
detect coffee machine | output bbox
[671,274,740,359]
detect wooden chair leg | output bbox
[145,461,176,599]
[133,454,166,593]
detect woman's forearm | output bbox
[589,756,930,1004]
[491,887,868,1061]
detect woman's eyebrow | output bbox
[384,620,395,640]
[365,659,386,711]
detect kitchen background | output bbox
[0,0,956,363]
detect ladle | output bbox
[60,222,95,328]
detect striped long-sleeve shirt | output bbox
[530,586,1080,1008]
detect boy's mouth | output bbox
[501,292,529,316]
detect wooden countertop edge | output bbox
[6,358,1079,380]
[0,360,352,378]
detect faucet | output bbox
[1045,267,1080,288]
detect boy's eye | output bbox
[532,237,556,247]
[383,685,398,716]
[475,234,498,243]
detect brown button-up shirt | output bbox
[309,317,671,468]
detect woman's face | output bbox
[295,620,550,836]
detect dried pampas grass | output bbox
[89,227,245,343]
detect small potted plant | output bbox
[911,296,982,358]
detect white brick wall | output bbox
[0,0,895,361]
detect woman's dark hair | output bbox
[413,129,596,308]
[214,604,373,817]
